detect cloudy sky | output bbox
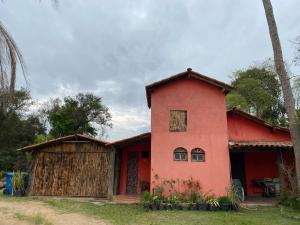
[0,0,299,141]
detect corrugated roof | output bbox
[18,134,109,152]
[145,68,232,108]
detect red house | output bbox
[19,68,295,199]
[110,68,295,197]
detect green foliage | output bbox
[45,93,112,137]
[218,196,231,204]
[226,92,248,111]
[34,134,53,144]
[11,171,25,193]
[206,197,220,208]
[280,192,300,209]
[226,64,287,126]
[0,170,6,180]
[141,191,152,204]
[0,90,45,170]
[227,187,241,209]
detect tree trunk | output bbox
[262,0,300,193]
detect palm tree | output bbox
[262,0,300,193]
[0,21,26,114]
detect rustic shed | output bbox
[18,134,114,198]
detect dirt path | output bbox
[0,200,109,225]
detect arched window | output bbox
[173,147,188,161]
[191,148,205,162]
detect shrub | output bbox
[280,191,300,209]
[218,196,231,204]
[206,197,220,208]
[141,191,152,204]
[0,171,6,180]
[166,195,180,205]
[227,187,241,209]
[11,171,25,194]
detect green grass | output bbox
[14,212,52,225]
[1,192,300,225]
[41,199,300,225]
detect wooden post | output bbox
[277,150,285,193]
[107,147,116,200]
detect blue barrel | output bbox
[5,172,14,195]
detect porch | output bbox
[229,140,295,197]
[111,133,151,196]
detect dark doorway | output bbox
[126,152,139,194]
[230,152,247,195]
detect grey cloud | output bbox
[0,0,299,140]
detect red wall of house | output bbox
[244,152,295,195]
[244,152,278,195]
[151,77,231,196]
[227,113,290,141]
[227,113,293,195]
[119,140,151,194]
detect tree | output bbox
[45,93,112,137]
[294,36,300,66]
[226,66,287,126]
[293,77,300,110]
[0,90,45,170]
[0,21,26,114]
[262,0,300,192]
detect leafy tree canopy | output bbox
[0,89,45,170]
[45,93,112,138]
[226,64,287,126]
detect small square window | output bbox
[170,110,187,132]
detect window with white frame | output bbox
[191,148,205,162]
[173,147,188,161]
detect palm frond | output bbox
[0,21,26,96]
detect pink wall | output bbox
[119,140,151,194]
[151,78,231,196]
[227,113,290,141]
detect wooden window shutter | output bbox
[169,110,187,132]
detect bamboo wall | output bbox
[29,142,111,197]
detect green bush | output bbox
[227,187,241,209]
[141,191,152,204]
[218,196,231,204]
[280,192,300,209]
[0,171,6,180]
[11,171,25,193]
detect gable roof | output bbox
[145,68,232,108]
[108,132,151,148]
[227,108,290,133]
[18,134,109,152]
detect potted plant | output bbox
[218,196,232,211]
[11,171,25,197]
[196,199,208,211]
[207,197,220,211]
[167,195,179,210]
[152,195,162,210]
